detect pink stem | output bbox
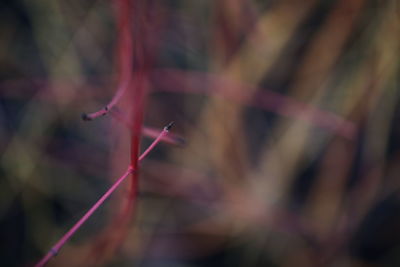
[109,108,184,145]
[151,69,357,139]
[143,126,184,146]
[81,0,133,122]
[139,122,173,161]
[35,123,173,267]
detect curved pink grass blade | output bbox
[152,69,357,139]
[81,0,133,121]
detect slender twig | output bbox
[81,0,133,121]
[35,122,173,267]
[109,107,185,145]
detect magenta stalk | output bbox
[35,123,173,267]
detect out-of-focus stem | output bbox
[109,108,185,145]
[81,0,133,121]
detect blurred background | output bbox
[1,0,400,266]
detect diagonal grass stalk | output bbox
[35,122,173,267]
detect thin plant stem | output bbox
[35,122,173,267]
[109,108,185,145]
[81,0,133,121]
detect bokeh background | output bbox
[1,0,400,266]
